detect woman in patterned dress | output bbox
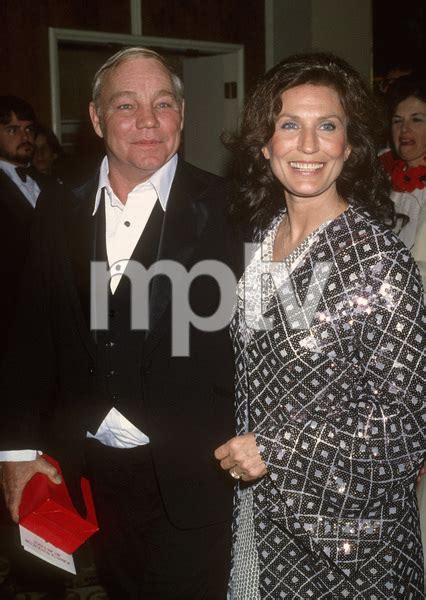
[215,52,425,598]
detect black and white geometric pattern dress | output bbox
[229,206,425,599]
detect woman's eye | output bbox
[320,121,336,131]
[281,121,298,130]
[392,118,402,126]
[412,116,425,124]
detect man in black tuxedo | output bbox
[0,96,45,361]
[0,48,241,599]
[0,98,69,596]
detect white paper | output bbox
[19,525,76,575]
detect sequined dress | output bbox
[229,206,425,599]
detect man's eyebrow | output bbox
[151,89,180,103]
[107,89,178,103]
[107,91,137,103]
[155,89,177,98]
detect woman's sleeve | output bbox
[255,248,425,506]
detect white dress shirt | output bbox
[0,154,178,462]
[0,159,40,207]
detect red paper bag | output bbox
[19,454,98,554]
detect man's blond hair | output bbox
[92,47,184,111]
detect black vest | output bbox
[92,198,164,433]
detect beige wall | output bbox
[265,0,311,69]
[311,0,372,81]
[266,0,372,82]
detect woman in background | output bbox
[32,124,64,183]
[215,52,425,598]
[385,74,426,586]
[384,76,426,289]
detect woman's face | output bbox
[32,133,58,174]
[392,95,426,167]
[262,84,351,204]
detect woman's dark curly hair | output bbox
[226,52,394,231]
[387,75,426,118]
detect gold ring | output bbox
[230,468,241,480]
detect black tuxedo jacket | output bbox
[1,159,243,528]
[0,168,53,363]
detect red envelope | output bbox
[19,454,98,554]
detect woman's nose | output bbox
[298,127,319,154]
[400,120,411,133]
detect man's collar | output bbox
[93,154,178,215]
[0,158,30,178]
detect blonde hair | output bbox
[92,47,184,110]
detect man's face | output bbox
[0,113,35,166]
[89,57,184,183]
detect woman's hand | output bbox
[214,432,267,482]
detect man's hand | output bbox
[214,433,267,482]
[1,457,62,523]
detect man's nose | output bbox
[19,128,31,142]
[135,106,159,128]
[298,127,319,154]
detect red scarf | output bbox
[391,159,426,193]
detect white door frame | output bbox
[48,27,244,141]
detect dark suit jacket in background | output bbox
[1,159,243,529]
[0,170,41,362]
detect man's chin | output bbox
[14,153,34,166]
[0,148,33,165]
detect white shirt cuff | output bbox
[0,450,40,462]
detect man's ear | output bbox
[180,100,185,131]
[89,102,104,139]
